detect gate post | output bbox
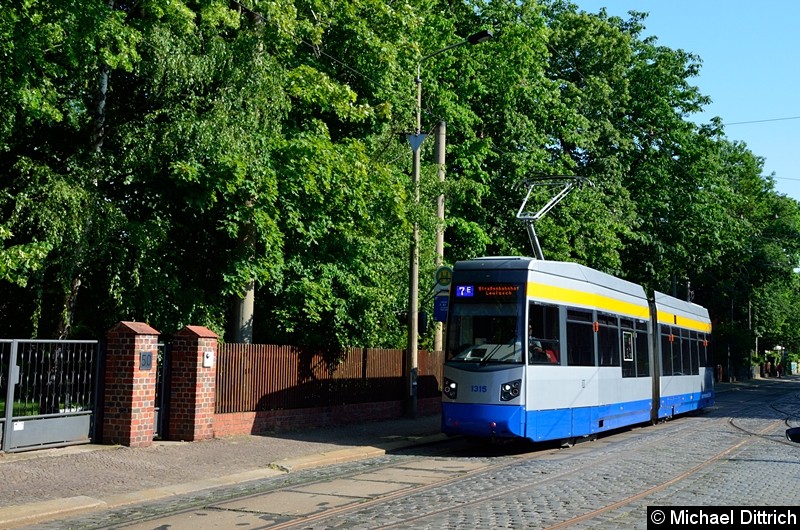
[168,325,217,441]
[103,321,160,447]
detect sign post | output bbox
[433,267,452,341]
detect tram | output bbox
[441,256,714,444]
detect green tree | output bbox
[0,0,139,336]
[248,0,424,349]
[2,0,800,359]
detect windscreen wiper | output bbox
[480,337,518,365]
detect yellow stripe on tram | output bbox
[656,310,712,333]
[527,282,650,319]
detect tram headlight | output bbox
[443,378,458,399]
[500,379,521,401]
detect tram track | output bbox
[263,386,799,529]
[543,418,786,529]
[726,389,800,447]
[250,413,741,529]
[107,417,691,530]
[542,387,800,529]
[98,382,798,530]
[387,416,791,530]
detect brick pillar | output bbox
[168,325,218,441]
[103,321,160,448]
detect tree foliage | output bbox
[1,0,799,371]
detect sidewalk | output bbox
[0,413,445,529]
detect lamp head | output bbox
[467,29,493,45]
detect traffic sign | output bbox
[434,266,453,287]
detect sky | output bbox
[572,0,800,201]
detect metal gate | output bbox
[0,339,100,453]
[154,342,171,439]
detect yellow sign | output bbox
[435,266,453,286]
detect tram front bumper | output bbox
[441,402,525,439]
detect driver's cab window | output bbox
[529,302,560,364]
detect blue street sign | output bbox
[434,295,449,322]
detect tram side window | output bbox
[636,320,650,377]
[660,325,674,376]
[529,302,560,364]
[679,328,691,376]
[689,330,700,375]
[567,308,595,366]
[598,312,620,367]
[672,328,684,375]
[620,318,634,378]
[699,333,710,367]
[621,331,634,377]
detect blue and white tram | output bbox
[441,257,713,444]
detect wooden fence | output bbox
[215,344,443,414]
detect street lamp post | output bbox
[406,29,492,418]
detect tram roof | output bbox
[653,290,710,322]
[455,256,646,299]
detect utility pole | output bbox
[232,214,256,343]
[434,120,446,353]
[232,283,254,343]
[405,30,492,419]
[406,97,422,418]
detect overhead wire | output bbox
[230,1,797,184]
[539,6,800,188]
[724,116,800,126]
[720,116,800,181]
[230,0,387,88]
[522,2,800,295]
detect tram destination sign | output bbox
[454,283,520,300]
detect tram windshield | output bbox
[445,284,524,364]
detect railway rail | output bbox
[29,379,800,530]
